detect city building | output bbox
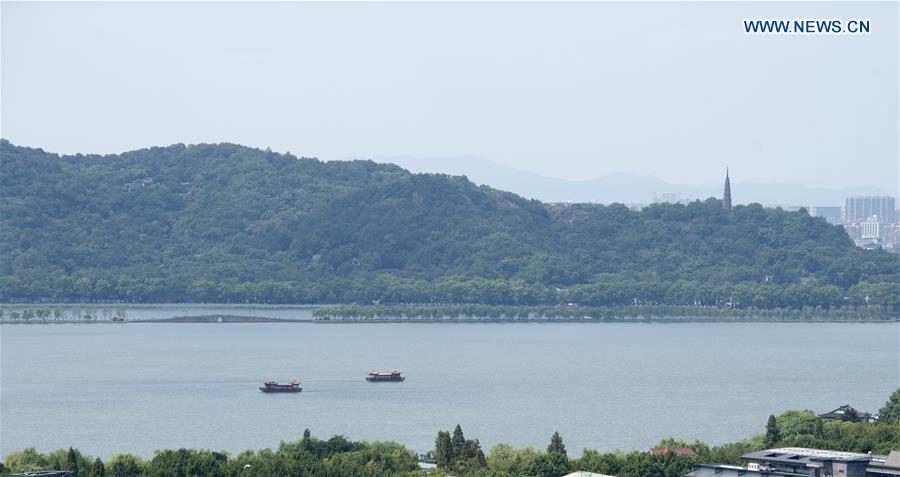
[687,448,900,477]
[868,452,900,477]
[883,223,900,253]
[809,206,843,225]
[653,193,693,205]
[837,195,900,249]
[650,447,696,457]
[844,223,862,241]
[852,215,886,249]
[818,404,865,422]
[861,215,882,240]
[845,196,896,224]
[625,203,645,212]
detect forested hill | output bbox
[1,139,897,309]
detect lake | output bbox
[1,321,897,459]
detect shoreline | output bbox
[2,316,897,324]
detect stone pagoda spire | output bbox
[723,168,732,211]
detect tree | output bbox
[451,424,466,460]
[764,415,780,448]
[775,410,820,437]
[66,448,79,477]
[547,431,567,455]
[452,438,487,475]
[526,452,572,477]
[106,453,144,477]
[576,449,624,476]
[4,448,50,473]
[89,458,105,477]
[465,439,487,470]
[879,388,900,424]
[435,431,452,469]
[300,428,312,451]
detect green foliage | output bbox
[779,419,900,454]
[574,448,624,475]
[311,302,900,321]
[547,431,566,456]
[89,458,105,477]
[2,140,898,310]
[574,449,695,477]
[522,451,571,477]
[435,431,452,469]
[106,454,145,477]
[5,414,900,477]
[702,436,765,466]
[619,451,695,477]
[485,445,543,475]
[764,415,781,448]
[66,448,80,476]
[2,432,417,477]
[775,410,821,437]
[437,425,487,474]
[144,449,228,477]
[879,389,900,424]
[3,448,50,473]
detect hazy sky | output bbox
[2,2,898,193]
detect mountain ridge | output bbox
[2,139,897,308]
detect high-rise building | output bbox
[722,168,732,211]
[883,223,900,253]
[860,215,881,239]
[809,206,842,224]
[843,223,861,240]
[844,196,895,224]
[653,192,692,205]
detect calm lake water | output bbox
[1,322,898,459]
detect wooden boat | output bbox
[259,380,302,393]
[365,370,405,382]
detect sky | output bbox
[1,1,898,194]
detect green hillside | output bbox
[1,139,897,309]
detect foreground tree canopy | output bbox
[4,392,900,477]
[2,140,897,309]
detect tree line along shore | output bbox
[310,303,898,321]
[1,303,897,323]
[4,390,899,477]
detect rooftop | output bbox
[687,463,804,477]
[650,447,696,457]
[744,447,872,465]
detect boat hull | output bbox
[365,376,405,382]
[260,386,302,393]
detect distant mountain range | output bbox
[375,155,890,206]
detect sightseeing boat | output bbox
[259,380,302,393]
[365,370,405,382]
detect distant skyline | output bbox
[2,2,898,195]
[379,153,892,206]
